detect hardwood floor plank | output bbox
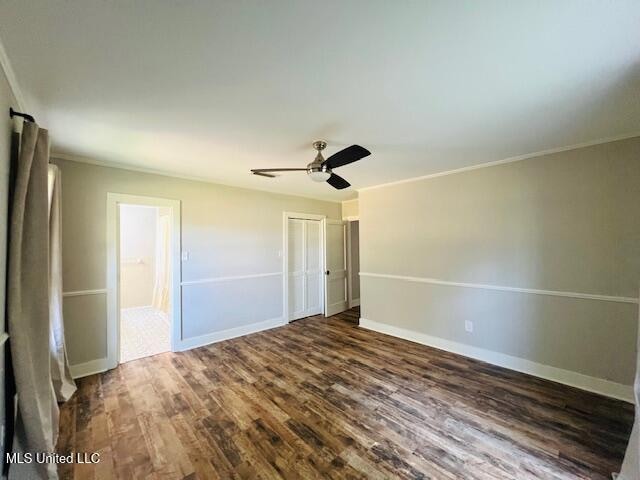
[57,308,633,479]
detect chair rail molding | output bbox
[63,288,108,297]
[360,272,639,304]
[181,272,281,286]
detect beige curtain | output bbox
[47,165,76,402]
[7,122,58,479]
[619,292,640,479]
[151,212,171,313]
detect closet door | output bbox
[287,218,323,321]
[287,219,305,320]
[304,220,323,317]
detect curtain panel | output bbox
[47,165,75,402]
[151,211,171,313]
[7,121,75,480]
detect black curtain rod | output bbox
[9,107,35,123]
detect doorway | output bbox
[283,212,349,322]
[106,194,181,369]
[118,205,170,362]
[347,220,360,308]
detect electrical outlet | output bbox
[181,251,189,261]
[464,320,473,333]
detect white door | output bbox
[288,218,323,321]
[304,220,323,315]
[324,219,348,317]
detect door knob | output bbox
[325,270,330,275]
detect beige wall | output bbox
[360,137,640,386]
[119,205,157,308]
[52,158,340,365]
[342,199,359,219]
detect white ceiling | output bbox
[1,1,639,201]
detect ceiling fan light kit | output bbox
[308,170,331,182]
[250,140,370,190]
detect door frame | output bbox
[106,193,182,369]
[283,212,326,322]
[323,219,348,317]
[346,220,360,308]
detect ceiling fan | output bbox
[250,141,370,190]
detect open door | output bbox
[324,219,348,317]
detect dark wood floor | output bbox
[57,308,634,479]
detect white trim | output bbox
[284,211,327,222]
[283,212,327,322]
[62,288,107,298]
[0,33,27,110]
[360,272,639,305]
[69,358,109,379]
[346,221,356,309]
[51,153,343,204]
[178,316,286,351]
[345,219,361,309]
[359,318,634,403]
[107,193,182,370]
[357,132,640,193]
[343,215,359,221]
[182,272,281,286]
[324,219,349,317]
[70,316,286,377]
[346,221,352,308]
[0,332,9,347]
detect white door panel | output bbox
[287,219,305,319]
[287,218,323,321]
[304,220,323,316]
[324,220,348,317]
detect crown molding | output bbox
[358,131,640,193]
[50,152,343,204]
[0,32,27,111]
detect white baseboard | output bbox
[349,298,361,308]
[69,358,109,379]
[178,316,287,351]
[359,318,634,403]
[69,317,286,378]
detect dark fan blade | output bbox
[323,145,370,169]
[326,173,351,190]
[252,171,276,178]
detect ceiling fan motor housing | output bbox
[307,140,331,181]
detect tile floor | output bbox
[120,306,170,363]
